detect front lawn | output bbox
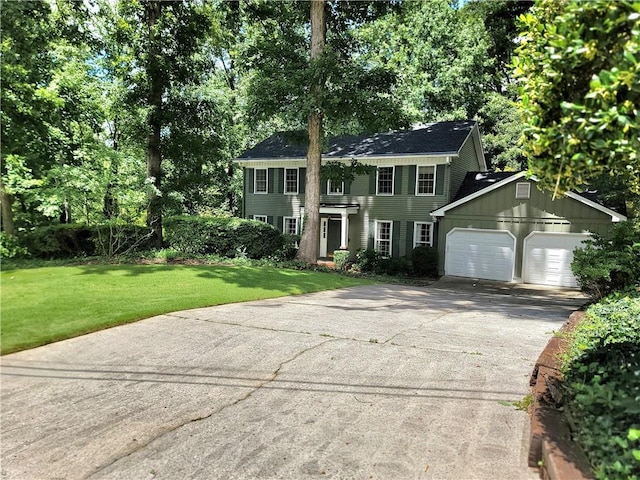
[0,264,373,355]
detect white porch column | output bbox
[340,212,349,249]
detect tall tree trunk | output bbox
[0,178,16,235]
[146,1,164,248]
[296,0,325,264]
[104,117,119,219]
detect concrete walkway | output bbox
[0,279,585,479]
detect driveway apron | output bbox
[0,280,585,479]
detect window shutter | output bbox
[247,168,254,194]
[268,168,275,193]
[408,166,417,195]
[435,164,446,196]
[369,170,377,195]
[277,216,283,232]
[368,220,375,249]
[300,168,306,194]
[321,179,328,195]
[394,166,403,195]
[406,221,415,256]
[344,181,351,195]
[392,221,401,257]
[276,168,284,194]
[267,215,274,225]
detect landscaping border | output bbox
[528,310,593,480]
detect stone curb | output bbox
[528,311,593,480]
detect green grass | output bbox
[0,264,373,355]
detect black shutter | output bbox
[268,168,275,193]
[300,168,306,194]
[369,170,377,194]
[277,168,284,194]
[247,168,254,194]
[344,181,351,195]
[406,221,415,257]
[392,221,401,258]
[267,215,274,225]
[321,179,327,195]
[394,166,403,195]
[435,164,446,196]
[368,220,375,249]
[408,165,417,195]
[277,216,283,232]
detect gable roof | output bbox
[237,121,480,160]
[431,171,627,222]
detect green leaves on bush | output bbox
[564,295,640,480]
[164,216,284,260]
[333,250,350,270]
[411,246,438,277]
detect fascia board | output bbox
[565,192,627,222]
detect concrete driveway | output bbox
[1,278,585,480]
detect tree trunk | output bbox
[296,0,325,264]
[146,1,164,248]
[0,178,16,235]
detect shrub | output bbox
[375,256,413,276]
[0,232,29,259]
[563,295,640,480]
[333,250,350,270]
[572,221,640,300]
[164,216,284,259]
[92,224,154,257]
[355,248,381,273]
[411,246,438,277]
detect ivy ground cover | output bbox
[1,264,372,355]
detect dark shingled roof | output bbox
[237,121,477,160]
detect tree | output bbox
[513,0,640,198]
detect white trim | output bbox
[376,166,395,196]
[374,220,393,257]
[415,165,436,196]
[564,192,626,222]
[254,168,268,194]
[253,215,268,223]
[236,155,453,169]
[327,179,344,195]
[283,216,299,235]
[284,167,299,195]
[413,222,434,247]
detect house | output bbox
[431,171,626,287]
[235,120,486,259]
[235,121,625,287]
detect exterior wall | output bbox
[436,179,616,277]
[242,156,451,258]
[450,132,484,198]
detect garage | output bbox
[445,228,516,282]
[522,232,591,288]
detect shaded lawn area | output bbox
[1,264,373,355]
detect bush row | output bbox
[339,246,438,277]
[563,294,640,480]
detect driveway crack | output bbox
[86,338,337,478]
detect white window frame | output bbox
[415,165,436,196]
[327,179,344,195]
[253,215,268,223]
[283,216,299,235]
[284,167,299,195]
[254,168,268,194]
[413,222,434,247]
[374,220,393,257]
[515,182,531,199]
[376,166,395,196]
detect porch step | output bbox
[317,259,336,269]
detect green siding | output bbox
[450,134,483,199]
[436,179,616,277]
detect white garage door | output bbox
[445,228,516,282]
[523,232,591,287]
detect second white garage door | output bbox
[445,228,516,282]
[523,232,591,287]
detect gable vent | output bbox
[515,182,531,199]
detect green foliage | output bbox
[514,0,640,197]
[375,256,413,277]
[270,234,300,262]
[355,248,381,273]
[320,159,376,185]
[164,216,284,259]
[411,246,439,277]
[333,250,350,270]
[0,233,29,259]
[563,295,640,480]
[572,222,640,300]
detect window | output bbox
[284,168,298,194]
[255,168,268,194]
[253,215,267,223]
[283,217,298,235]
[377,166,394,195]
[414,222,433,247]
[327,179,344,195]
[515,182,531,199]
[375,220,392,257]
[416,166,435,195]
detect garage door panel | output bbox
[523,233,590,287]
[446,229,515,282]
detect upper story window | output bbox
[283,217,299,235]
[377,166,394,195]
[413,222,433,247]
[515,182,531,199]
[284,168,299,194]
[327,179,344,195]
[416,166,435,195]
[375,220,392,257]
[254,168,268,194]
